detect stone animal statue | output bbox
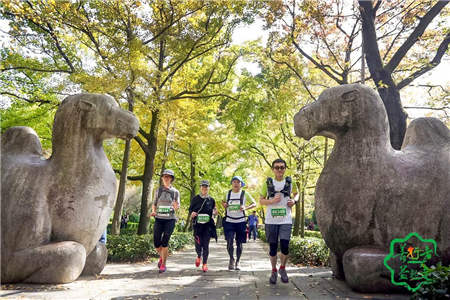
[294,84,449,292]
[1,94,139,283]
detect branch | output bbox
[267,50,317,101]
[113,169,144,181]
[291,40,343,84]
[134,135,149,155]
[1,66,72,73]
[385,1,449,73]
[0,91,52,105]
[397,32,450,89]
[249,146,271,168]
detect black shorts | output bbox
[153,218,176,248]
[223,219,247,243]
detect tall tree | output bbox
[263,0,449,149]
[1,0,260,234]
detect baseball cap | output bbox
[231,176,245,187]
[200,180,210,186]
[162,169,175,180]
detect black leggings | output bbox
[153,218,176,248]
[226,238,243,262]
[269,239,290,256]
[194,224,211,264]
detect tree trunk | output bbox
[111,139,132,235]
[111,94,135,235]
[293,181,301,236]
[138,109,160,235]
[359,1,408,150]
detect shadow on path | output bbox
[1,237,409,299]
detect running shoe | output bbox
[269,270,277,284]
[195,257,201,268]
[279,267,289,283]
[157,257,162,268]
[228,257,235,270]
[235,260,240,270]
[202,264,208,272]
[159,264,166,273]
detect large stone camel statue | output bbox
[1,94,139,283]
[294,84,449,292]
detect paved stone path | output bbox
[1,238,409,299]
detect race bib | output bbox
[197,214,210,224]
[271,207,287,217]
[157,205,171,215]
[228,204,241,211]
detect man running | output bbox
[189,180,217,272]
[260,159,298,284]
[222,176,256,270]
[248,211,259,241]
[150,169,180,273]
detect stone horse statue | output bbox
[294,84,449,292]
[1,94,139,283]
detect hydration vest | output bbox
[225,190,246,220]
[267,176,292,198]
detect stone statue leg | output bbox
[5,241,86,284]
[342,246,402,293]
[81,242,108,276]
[329,252,345,280]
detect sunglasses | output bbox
[273,166,286,170]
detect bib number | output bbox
[271,207,286,217]
[157,205,171,215]
[228,204,241,211]
[197,214,210,224]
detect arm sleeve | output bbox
[189,196,195,215]
[260,181,268,198]
[245,192,256,205]
[152,188,159,206]
[176,190,181,206]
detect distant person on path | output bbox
[248,211,259,241]
[149,169,180,273]
[189,180,217,272]
[260,158,298,284]
[222,176,256,270]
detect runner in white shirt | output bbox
[260,159,298,284]
[222,176,256,270]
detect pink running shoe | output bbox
[195,257,201,267]
[159,264,166,273]
[157,257,162,268]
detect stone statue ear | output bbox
[342,90,359,102]
[79,100,96,111]
[340,90,359,127]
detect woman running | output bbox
[150,169,180,273]
[189,180,217,272]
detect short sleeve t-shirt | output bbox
[260,178,297,225]
[224,190,256,223]
[153,186,180,220]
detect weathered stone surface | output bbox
[1,93,139,283]
[294,84,450,292]
[81,242,108,276]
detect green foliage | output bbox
[411,262,450,300]
[289,236,330,266]
[128,213,140,223]
[304,230,322,238]
[107,232,193,262]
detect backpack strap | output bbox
[281,176,292,197]
[267,177,275,198]
[240,190,246,218]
